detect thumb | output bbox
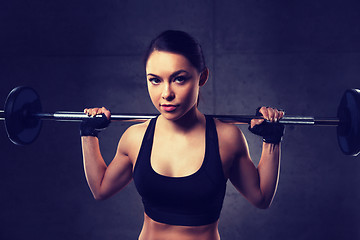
[250,118,264,128]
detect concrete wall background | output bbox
[0,1,359,239]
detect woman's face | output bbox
[146,50,204,121]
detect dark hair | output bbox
[144,30,206,73]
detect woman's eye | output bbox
[174,76,187,84]
[149,78,161,84]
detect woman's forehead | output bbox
[146,51,195,74]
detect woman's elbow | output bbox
[93,194,105,201]
[254,196,272,209]
[257,202,271,209]
[92,190,110,201]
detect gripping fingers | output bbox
[259,107,269,120]
[267,108,276,122]
[279,110,285,120]
[101,107,111,120]
[258,107,285,123]
[84,108,98,117]
[273,109,279,122]
[83,107,111,119]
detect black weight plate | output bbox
[4,86,42,145]
[337,89,360,156]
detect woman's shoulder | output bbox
[116,120,151,160]
[122,120,151,142]
[211,117,249,176]
[213,118,244,138]
[213,118,248,153]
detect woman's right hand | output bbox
[84,107,111,120]
[81,106,134,200]
[81,107,111,137]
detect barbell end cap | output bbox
[337,88,360,156]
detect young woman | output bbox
[81,30,284,240]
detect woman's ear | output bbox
[199,68,209,86]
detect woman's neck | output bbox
[159,107,205,134]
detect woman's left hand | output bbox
[250,107,285,128]
[249,107,285,144]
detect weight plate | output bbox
[4,86,42,145]
[337,89,360,156]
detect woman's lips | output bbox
[161,104,179,112]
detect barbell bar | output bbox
[1,86,359,156]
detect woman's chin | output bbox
[160,111,183,121]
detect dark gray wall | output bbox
[1,1,359,239]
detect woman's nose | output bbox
[161,83,175,100]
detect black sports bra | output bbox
[133,115,227,226]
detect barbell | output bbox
[0,86,359,156]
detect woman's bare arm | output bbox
[228,131,281,208]
[222,107,283,208]
[81,107,145,200]
[81,133,133,200]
